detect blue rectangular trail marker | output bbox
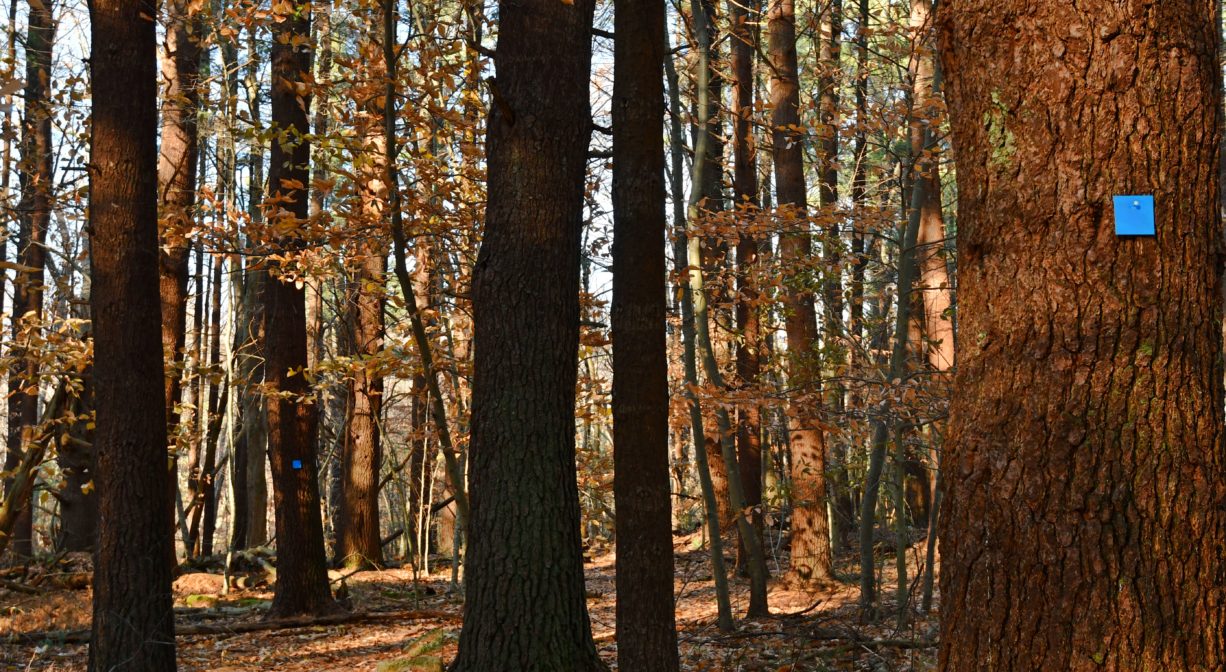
[292,459,303,470]
[1114,195,1155,236]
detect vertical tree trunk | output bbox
[767,0,834,586]
[263,1,336,618]
[937,0,1226,668]
[3,0,54,559]
[728,0,766,578]
[158,0,202,479]
[199,254,225,557]
[611,0,681,667]
[451,1,604,668]
[667,17,735,634]
[337,81,387,567]
[57,375,97,552]
[241,24,269,549]
[87,0,178,665]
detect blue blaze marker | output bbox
[1113,195,1155,236]
[292,459,303,470]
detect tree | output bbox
[728,0,765,576]
[611,0,680,667]
[450,0,604,668]
[336,29,388,566]
[937,0,1226,668]
[87,0,178,665]
[3,0,54,559]
[767,0,834,586]
[262,0,337,618]
[157,0,202,486]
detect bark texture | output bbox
[263,3,336,618]
[938,1,1226,669]
[451,1,604,668]
[87,0,178,666]
[611,0,680,667]
[767,0,833,586]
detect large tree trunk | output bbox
[263,1,336,619]
[3,0,54,559]
[937,1,1226,669]
[450,1,603,669]
[767,0,834,586]
[611,0,680,667]
[87,0,178,666]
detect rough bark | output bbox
[611,0,681,667]
[337,192,387,569]
[87,0,178,665]
[937,0,1226,669]
[767,0,834,586]
[450,0,604,668]
[3,0,54,559]
[262,1,337,619]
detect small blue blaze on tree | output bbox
[1113,195,1155,236]
[291,459,303,470]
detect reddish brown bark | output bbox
[938,0,1226,668]
[87,0,178,665]
[767,0,833,586]
[157,0,201,438]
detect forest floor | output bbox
[1,533,939,671]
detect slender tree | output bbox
[611,0,680,667]
[3,0,54,558]
[157,0,202,474]
[262,0,337,618]
[87,0,178,665]
[938,0,1226,668]
[728,0,765,576]
[767,0,834,586]
[451,0,604,668]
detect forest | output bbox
[0,0,1224,670]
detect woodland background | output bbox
[1,0,1222,669]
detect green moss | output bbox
[983,91,1016,168]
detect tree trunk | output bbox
[665,32,735,633]
[729,0,766,578]
[263,1,337,619]
[56,375,97,552]
[337,149,387,569]
[3,0,54,559]
[240,24,269,549]
[611,0,681,667]
[157,0,202,499]
[87,0,178,665]
[199,254,225,557]
[451,1,604,668]
[937,0,1226,668]
[767,0,834,586]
